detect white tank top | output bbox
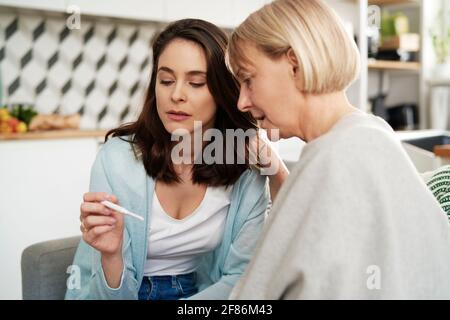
[143,185,232,276]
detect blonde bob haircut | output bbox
[226,0,361,94]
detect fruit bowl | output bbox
[0,104,36,133]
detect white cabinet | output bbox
[162,0,272,29]
[65,0,268,26]
[0,0,267,28]
[0,0,165,21]
[233,0,270,26]
[66,0,165,22]
[0,0,66,12]
[0,137,101,299]
[165,0,234,28]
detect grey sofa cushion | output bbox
[21,236,81,300]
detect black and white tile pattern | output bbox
[0,10,159,129]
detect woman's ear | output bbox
[286,48,299,76]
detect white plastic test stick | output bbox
[101,200,144,221]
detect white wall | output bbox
[421,0,446,129]
[328,0,367,111]
[0,138,100,299]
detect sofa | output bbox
[21,236,81,300]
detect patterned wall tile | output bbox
[47,60,71,91]
[21,60,46,94]
[0,10,159,129]
[107,36,128,66]
[108,89,129,116]
[35,87,59,114]
[34,33,59,64]
[6,29,30,65]
[60,88,83,115]
[1,54,20,90]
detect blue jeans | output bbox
[138,272,198,300]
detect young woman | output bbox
[65,19,273,300]
[226,0,450,299]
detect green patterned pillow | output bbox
[426,165,450,222]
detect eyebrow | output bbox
[157,66,206,76]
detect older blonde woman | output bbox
[226,0,450,299]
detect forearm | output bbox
[101,252,124,289]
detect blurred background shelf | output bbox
[348,0,420,6]
[0,129,107,141]
[365,0,427,131]
[368,0,420,6]
[368,60,421,71]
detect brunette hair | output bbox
[106,19,257,186]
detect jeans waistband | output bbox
[144,271,196,281]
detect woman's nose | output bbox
[171,83,187,102]
[237,87,252,112]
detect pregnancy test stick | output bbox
[101,200,144,221]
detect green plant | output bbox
[8,104,37,126]
[380,11,409,39]
[381,11,396,38]
[430,4,450,64]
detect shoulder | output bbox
[235,168,268,193]
[100,135,138,160]
[314,113,399,159]
[291,114,403,180]
[97,135,143,173]
[100,135,135,156]
[336,113,395,144]
[339,116,403,165]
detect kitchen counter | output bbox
[396,129,450,172]
[395,129,449,142]
[0,129,108,141]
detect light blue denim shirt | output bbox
[65,136,269,300]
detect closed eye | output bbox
[243,77,252,88]
[190,82,206,88]
[160,80,174,86]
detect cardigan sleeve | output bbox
[65,145,140,300]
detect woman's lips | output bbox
[166,111,191,121]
